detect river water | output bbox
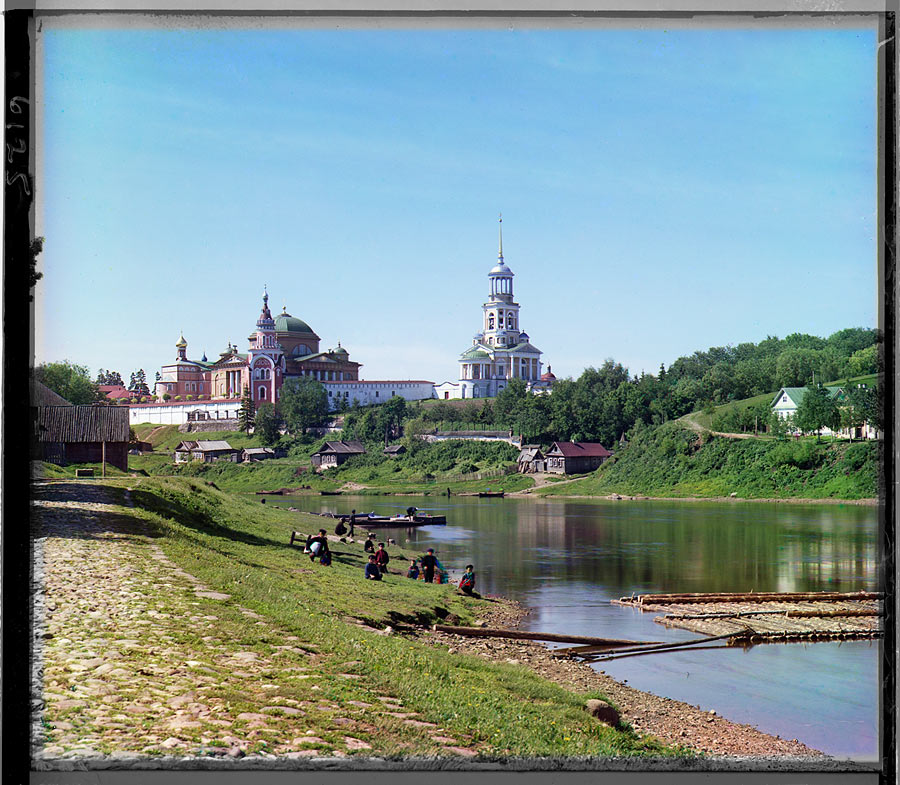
[277,493,881,761]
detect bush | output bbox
[162,394,171,401]
[185,395,194,401]
[174,395,182,401]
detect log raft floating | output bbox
[613,591,883,643]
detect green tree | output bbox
[846,344,879,377]
[131,369,149,396]
[381,395,408,442]
[548,379,578,441]
[775,348,818,387]
[28,236,44,302]
[493,378,528,427]
[254,402,282,446]
[478,399,494,426]
[35,361,100,404]
[826,327,877,357]
[795,385,839,441]
[845,384,880,435]
[515,393,552,443]
[237,386,255,433]
[280,376,329,435]
[461,401,481,428]
[768,411,794,440]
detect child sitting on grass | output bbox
[364,555,382,581]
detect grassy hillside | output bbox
[538,422,879,500]
[71,476,677,758]
[127,426,534,495]
[689,373,881,432]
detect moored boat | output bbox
[340,514,447,527]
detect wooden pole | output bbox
[102,440,106,478]
[432,625,661,647]
[573,630,749,659]
[584,644,734,663]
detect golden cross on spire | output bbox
[498,213,504,261]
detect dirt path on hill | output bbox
[680,413,758,440]
[507,473,584,495]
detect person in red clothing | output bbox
[374,542,390,575]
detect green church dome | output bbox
[275,310,317,336]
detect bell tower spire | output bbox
[498,213,503,262]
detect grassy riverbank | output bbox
[35,476,680,759]
[536,422,879,500]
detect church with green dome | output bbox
[273,306,361,382]
[154,290,361,406]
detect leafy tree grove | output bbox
[279,377,329,435]
[35,361,100,404]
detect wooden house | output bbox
[383,444,407,457]
[544,441,611,475]
[241,447,276,462]
[174,440,239,464]
[517,445,545,473]
[310,440,366,469]
[33,400,131,471]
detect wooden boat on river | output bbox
[478,491,505,498]
[345,513,447,527]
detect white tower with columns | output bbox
[453,217,546,399]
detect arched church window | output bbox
[259,386,267,400]
[488,315,495,330]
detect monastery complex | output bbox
[129,222,554,425]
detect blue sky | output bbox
[35,21,879,385]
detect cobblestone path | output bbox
[31,482,479,765]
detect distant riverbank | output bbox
[516,491,879,506]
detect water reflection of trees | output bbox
[285,496,878,597]
[490,500,877,595]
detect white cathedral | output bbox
[434,218,556,400]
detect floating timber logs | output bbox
[432,625,661,648]
[612,591,883,643]
[620,591,881,604]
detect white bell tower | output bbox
[482,215,521,348]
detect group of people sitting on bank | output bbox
[366,544,478,597]
[304,522,478,596]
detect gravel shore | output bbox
[432,597,843,765]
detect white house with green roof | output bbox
[772,384,879,439]
[440,218,551,399]
[771,386,845,422]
